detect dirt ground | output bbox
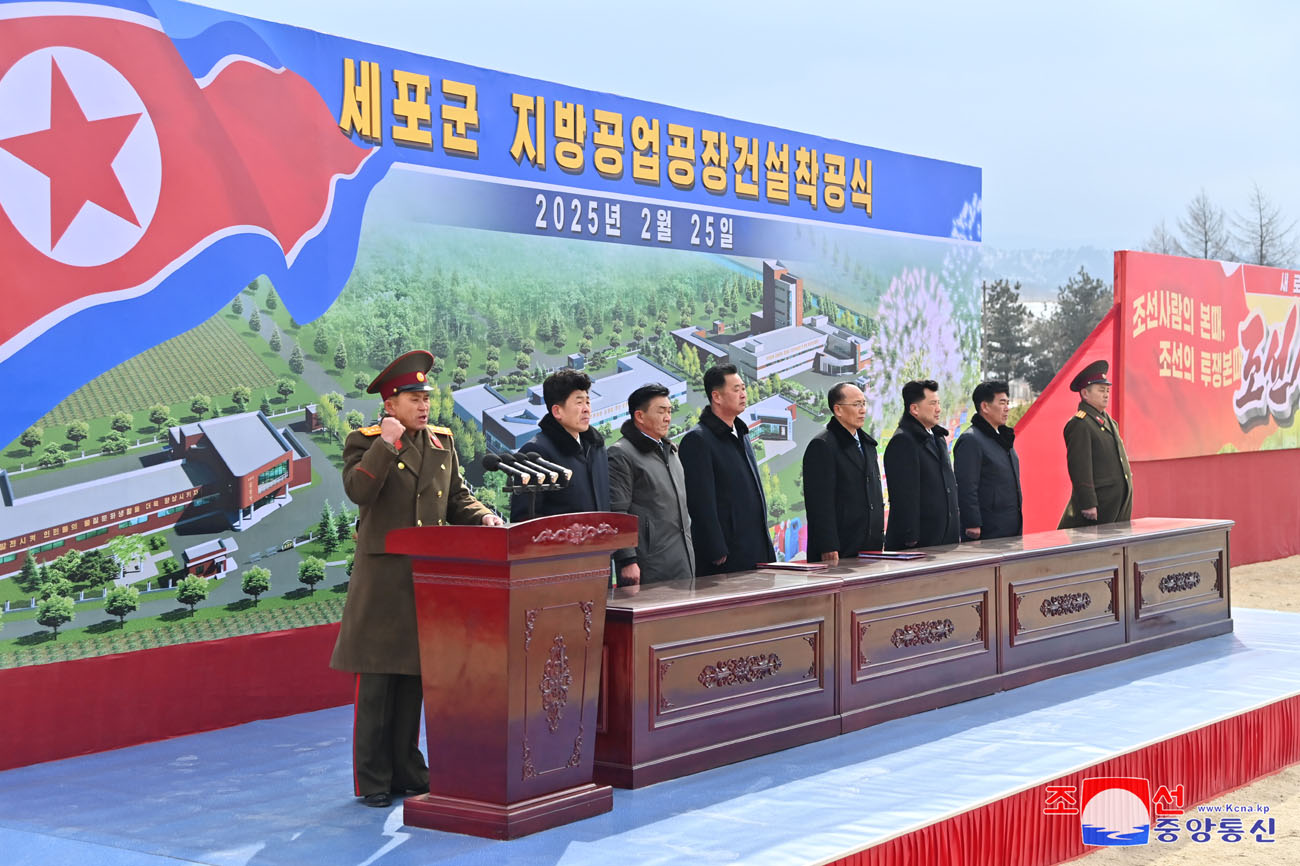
[1081,555,1300,864]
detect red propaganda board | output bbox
[1117,251,1300,461]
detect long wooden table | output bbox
[594,518,1232,788]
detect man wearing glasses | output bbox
[953,380,1023,541]
[802,382,884,564]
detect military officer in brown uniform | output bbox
[330,350,503,807]
[1058,360,1134,529]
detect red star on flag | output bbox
[0,56,142,247]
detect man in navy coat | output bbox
[884,379,960,549]
[953,380,1023,540]
[510,369,610,521]
[679,364,775,574]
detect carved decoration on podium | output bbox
[579,600,594,641]
[567,725,584,768]
[657,659,675,711]
[1040,591,1092,618]
[531,522,618,545]
[890,618,954,648]
[802,634,817,679]
[1159,570,1201,594]
[697,653,782,689]
[524,608,538,649]
[541,636,573,733]
[522,737,536,780]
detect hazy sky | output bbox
[203,0,1300,253]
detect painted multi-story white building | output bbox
[674,259,872,381]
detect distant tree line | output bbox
[981,267,1112,393]
[1145,183,1296,267]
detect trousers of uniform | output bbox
[352,673,429,796]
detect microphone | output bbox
[510,452,558,484]
[483,453,530,484]
[498,453,543,485]
[523,452,573,484]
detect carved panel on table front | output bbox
[1039,592,1092,618]
[889,618,955,648]
[650,619,825,727]
[697,653,782,688]
[852,589,988,681]
[1008,566,1119,647]
[1133,548,1225,619]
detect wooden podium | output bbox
[385,512,634,839]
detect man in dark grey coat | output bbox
[953,380,1023,541]
[608,384,694,586]
[802,382,884,563]
[884,379,960,550]
[679,364,775,575]
[510,369,610,522]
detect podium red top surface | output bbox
[386,512,637,563]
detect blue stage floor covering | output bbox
[2,607,1299,866]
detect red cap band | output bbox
[380,370,427,400]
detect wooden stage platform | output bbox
[1,606,1295,865]
[3,519,1292,866]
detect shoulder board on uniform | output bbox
[429,425,453,437]
[358,425,383,436]
[1074,410,1086,419]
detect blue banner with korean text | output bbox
[0,0,981,651]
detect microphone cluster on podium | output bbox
[482,452,572,490]
[482,451,572,522]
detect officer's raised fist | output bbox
[380,416,404,444]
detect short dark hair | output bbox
[972,380,1009,410]
[542,369,592,412]
[901,379,939,411]
[827,381,855,410]
[703,364,739,403]
[628,383,670,416]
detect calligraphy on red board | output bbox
[1234,304,1300,430]
[1116,252,1283,461]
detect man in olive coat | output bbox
[330,350,502,808]
[802,382,884,563]
[608,383,694,586]
[953,380,1023,540]
[1059,360,1133,528]
[884,379,960,549]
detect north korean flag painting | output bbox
[0,0,381,447]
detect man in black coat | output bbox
[510,369,610,522]
[953,380,1023,541]
[802,382,884,563]
[679,364,775,575]
[884,379,960,549]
